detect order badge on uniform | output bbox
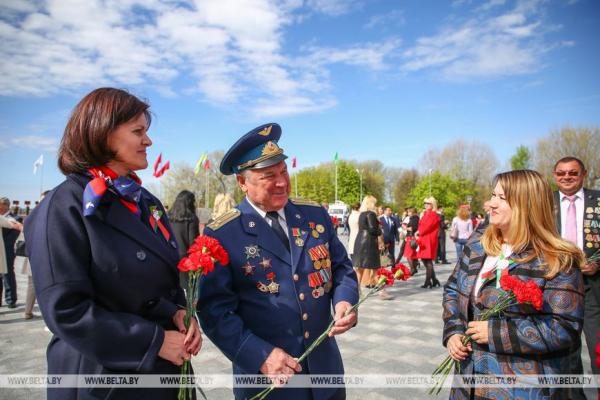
[292,228,304,247]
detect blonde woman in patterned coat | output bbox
[442,170,585,399]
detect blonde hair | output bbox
[424,196,438,211]
[212,193,236,220]
[457,207,470,220]
[359,195,377,213]
[481,170,584,279]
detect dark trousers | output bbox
[423,259,438,286]
[2,255,17,305]
[385,241,395,265]
[396,240,406,264]
[436,233,447,262]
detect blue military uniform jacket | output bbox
[24,173,187,400]
[442,228,584,399]
[198,198,359,400]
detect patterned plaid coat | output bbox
[442,229,584,399]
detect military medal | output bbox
[259,258,272,269]
[244,245,261,259]
[308,271,324,298]
[265,272,279,294]
[309,222,319,238]
[316,224,325,234]
[256,282,269,293]
[292,228,304,247]
[241,262,255,276]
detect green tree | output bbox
[391,168,420,211]
[406,172,477,218]
[534,126,600,189]
[510,145,531,170]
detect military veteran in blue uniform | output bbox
[197,123,359,400]
[24,88,202,400]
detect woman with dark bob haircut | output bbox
[24,88,202,400]
[168,190,200,289]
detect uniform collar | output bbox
[560,187,584,201]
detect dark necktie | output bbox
[266,211,290,252]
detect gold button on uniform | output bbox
[302,313,308,321]
[304,331,310,339]
[299,293,305,301]
[293,274,299,282]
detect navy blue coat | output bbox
[24,173,187,400]
[198,198,359,400]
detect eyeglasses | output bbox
[554,170,581,177]
[424,202,432,205]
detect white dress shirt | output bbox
[246,197,289,239]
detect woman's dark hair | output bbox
[58,87,151,174]
[168,190,197,222]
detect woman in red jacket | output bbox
[417,196,441,288]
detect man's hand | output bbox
[329,301,357,337]
[581,262,599,276]
[259,348,302,386]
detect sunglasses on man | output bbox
[554,170,581,177]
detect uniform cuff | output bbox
[235,333,275,374]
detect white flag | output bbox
[33,154,44,174]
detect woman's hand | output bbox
[172,309,203,356]
[465,321,489,345]
[447,334,472,361]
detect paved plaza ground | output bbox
[0,234,594,399]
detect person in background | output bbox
[417,197,441,288]
[443,169,584,399]
[210,192,236,223]
[24,87,201,400]
[403,207,420,275]
[347,202,360,260]
[0,196,21,308]
[451,206,474,261]
[15,190,49,319]
[379,206,399,267]
[0,212,22,308]
[169,190,200,290]
[552,156,600,399]
[436,206,449,264]
[353,196,382,288]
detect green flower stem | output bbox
[428,291,517,396]
[250,276,392,400]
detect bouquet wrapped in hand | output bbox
[250,263,411,400]
[429,272,543,395]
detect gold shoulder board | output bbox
[207,209,241,230]
[290,198,320,207]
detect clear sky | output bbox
[1,0,599,203]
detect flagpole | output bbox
[40,159,44,195]
[335,162,338,203]
[294,174,298,198]
[205,167,209,208]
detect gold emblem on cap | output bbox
[258,125,273,136]
[262,141,280,156]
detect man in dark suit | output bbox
[197,123,358,400]
[0,197,20,308]
[553,156,600,399]
[379,206,398,266]
[436,206,449,264]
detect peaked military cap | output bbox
[219,123,288,175]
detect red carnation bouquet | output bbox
[177,235,229,400]
[250,263,411,400]
[429,271,543,395]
